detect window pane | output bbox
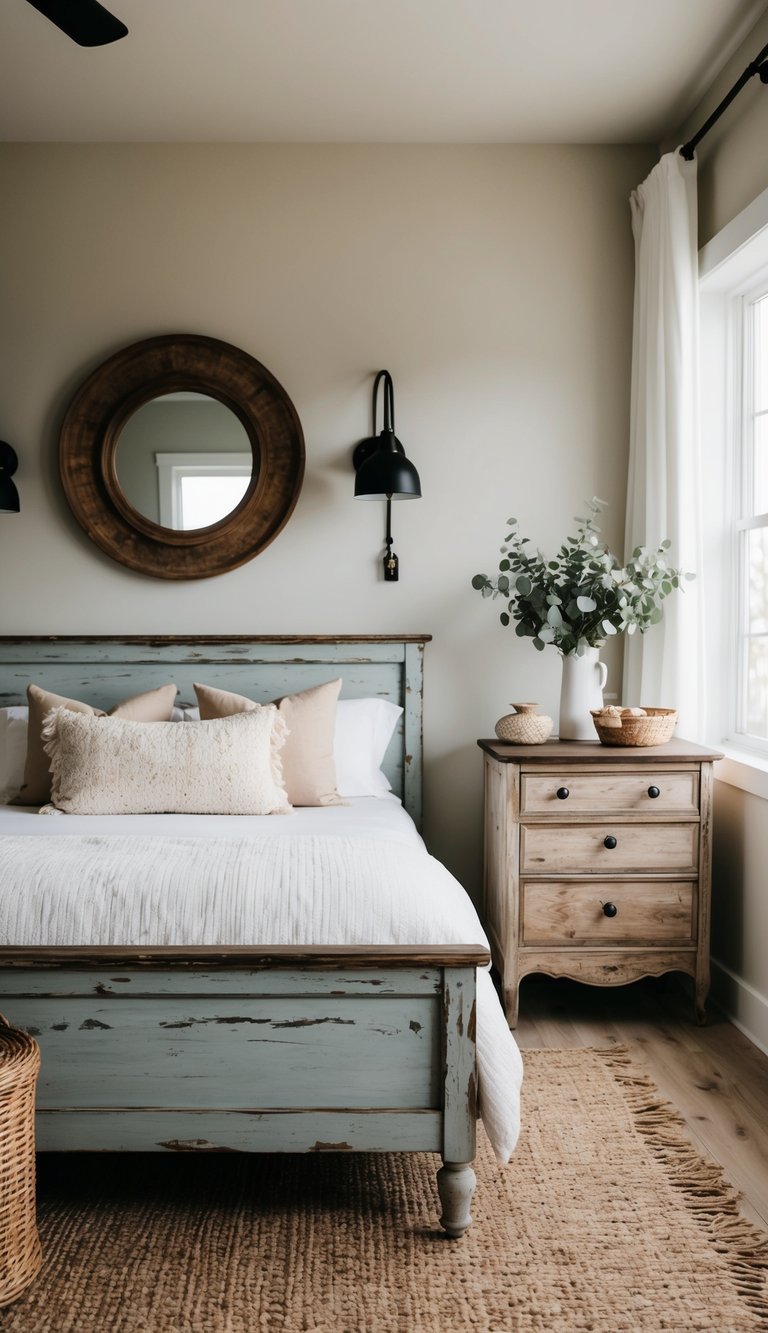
[744,526,768,741]
[746,636,768,739]
[748,526,768,635]
[180,475,249,528]
[755,294,768,414]
[756,413,768,516]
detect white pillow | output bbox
[334,698,403,798]
[42,706,291,816]
[0,706,29,803]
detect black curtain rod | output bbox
[680,39,768,160]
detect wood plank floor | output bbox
[513,975,768,1233]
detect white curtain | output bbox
[623,150,704,739]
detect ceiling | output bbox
[1,0,766,143]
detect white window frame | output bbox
[699,185,768,785]
[155,452,251,529]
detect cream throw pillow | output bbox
[12,681,178,807]
[42,706,290,816]
[194,678,342,807]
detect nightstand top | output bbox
[477,737,724,763]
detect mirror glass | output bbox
[115,392,254,531]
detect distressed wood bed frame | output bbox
[0,635,484,1237]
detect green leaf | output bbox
[532,638,545,651]
[471,575,487,590]
[516,574,532,595]
[499,559,510,571]
[500,612,510,627]
[497,575,509,594]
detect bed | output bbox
[0,635,522,1238]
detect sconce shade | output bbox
[353,369,421,500]
[0,443,20,514]
[354,430,422,500]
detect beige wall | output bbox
[0,142,653,895]
[670,8,768,245]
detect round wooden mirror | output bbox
[59,334,305,579]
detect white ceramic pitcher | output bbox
[558,646,608,740]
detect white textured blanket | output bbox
[0,833,522,1161]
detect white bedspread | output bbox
[0,820,522,1162]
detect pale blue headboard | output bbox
[0,636,430,827]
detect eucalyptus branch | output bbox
[471,499,692,655]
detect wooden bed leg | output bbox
[437,1160,476,1239]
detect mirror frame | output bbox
[59,334,305,580]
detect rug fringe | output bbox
[593,1045,768,1326]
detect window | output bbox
[735,284,768,747]
[699,194,768,761]
[155,452,252,530]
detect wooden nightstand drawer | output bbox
[520,879,696,946]
[520,769,699,816]
[520,822,699,874]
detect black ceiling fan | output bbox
[25,0,128,47]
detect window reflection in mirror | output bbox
[115,392,253,531]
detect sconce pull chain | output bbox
[383,493,399,582]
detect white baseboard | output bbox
[710,958,768,1057]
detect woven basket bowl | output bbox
[495,704,553,745]
[0,1021,42,1308]
[590,706,678,747]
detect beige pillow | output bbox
[42,706,290,816]
[194,678,342,807]
[12,681,178,807]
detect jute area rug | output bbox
[4,1047,767,1333]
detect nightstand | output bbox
[478,738,722,1027]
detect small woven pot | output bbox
[0,1020,42,1308]
[495,703,553,745]
[591,706,678,747]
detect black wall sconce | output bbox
[0,443,20,514]
[353,370,421,581]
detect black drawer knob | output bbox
[556,787,570,800]
[602,901,618,918]
[603,835,617,849]
[648,785,660,799]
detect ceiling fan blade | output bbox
[25,0,128,47]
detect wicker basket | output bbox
[590,706,678,747]
[0,1019,42,1308]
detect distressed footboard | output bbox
[0,945,485,1237]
